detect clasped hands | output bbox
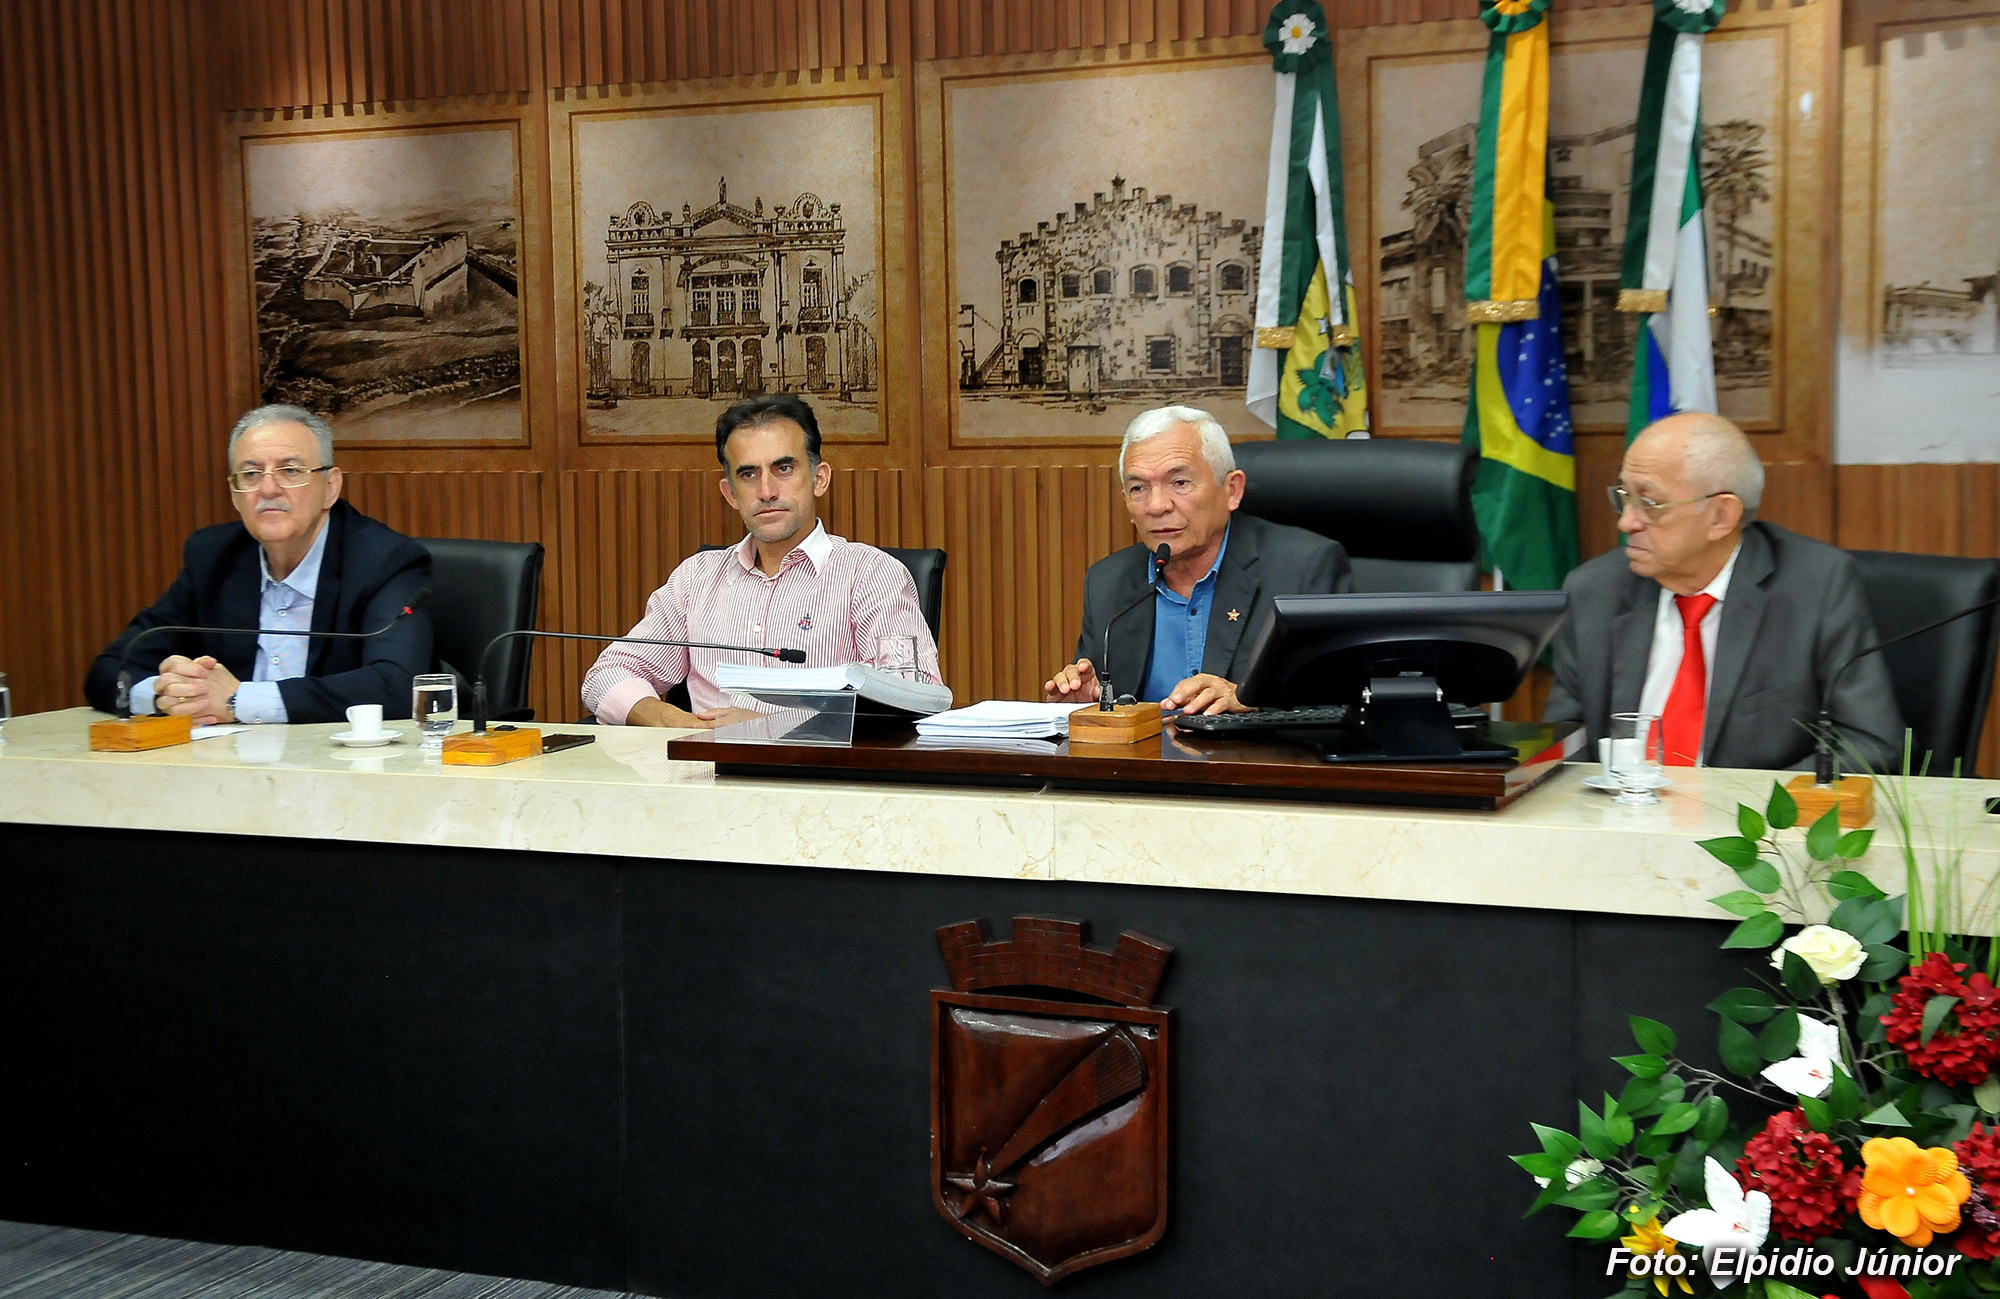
[1041,658,1250,715]
[152,655,242,725]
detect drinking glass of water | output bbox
[412,673,457,751]
[0,672,11,746]
[1607,711,1664,806]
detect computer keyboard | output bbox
[1170,705,1351,735]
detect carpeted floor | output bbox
[0,1221,637,1299]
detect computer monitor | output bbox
[1234,591,1569,762]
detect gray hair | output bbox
[1678,414,1764,522]
[228,404,335,466]
[1119,405,1236,484]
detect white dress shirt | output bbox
[1636,540,1742,765]
[131,521,329,724]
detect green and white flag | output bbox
[1617,0,1726,439]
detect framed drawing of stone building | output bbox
[1338,3,1832,461]
[1838,0,2000,464]
[916,40,1275,450]
[222,105,537,448]
[551,75,909,448]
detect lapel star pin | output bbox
[1226,608,1240,621]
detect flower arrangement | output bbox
[1515,773,2000,1297]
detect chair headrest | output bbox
[1233,439,1480,563]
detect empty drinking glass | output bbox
[875,634,918,680]
[0,672,11,746]
[1607,711,1664,806]
[412,673,457,751]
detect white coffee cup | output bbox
[345,703,385,738]
[1599,736,1645,772]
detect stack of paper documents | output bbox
[712,661,952,718]
[913,701,1079,741]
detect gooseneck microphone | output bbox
[1812,592,2000,785]
[113,590,433,719]
[468,629,807,735]
[1096,544,1173,712]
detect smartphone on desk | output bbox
[491,726,595,756]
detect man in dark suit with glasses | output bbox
[84,404,433,725]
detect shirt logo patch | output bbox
[797,614,814,631]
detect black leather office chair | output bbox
[1233,438,1483,592]
[416,537,546,723]
[1848,549,2000,777]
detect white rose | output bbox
[1770,924,1866,985]
[1533,1156,1605,1189]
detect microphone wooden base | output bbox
[441,727,544,766]
[88,715,194,752]
[1785,772,1874,829]
[1068,702,1163,746]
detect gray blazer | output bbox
[1076,512,1353,701]
[1544,521,1903,771]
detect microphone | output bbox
[113,589,433,720]
[467,629,808,735]
[1811,592,2000,785]
[1097,544,1172,711]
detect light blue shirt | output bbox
[133,520,329,724]
[1139,525,1230,705]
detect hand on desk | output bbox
[1043,658,1099,705]
[626,697,764,729]
[1165,674,1248,716]
[155,655,240,725]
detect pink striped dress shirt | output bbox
[582,522,943,723]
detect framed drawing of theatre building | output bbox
[551,74,912,455]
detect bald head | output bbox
[1630,412,1764,521]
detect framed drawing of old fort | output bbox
[1336,3,1833,462]
[1837,0,2000,465]
[221,104,539,448]
[550,73,909,453]
[916,39,1276,454]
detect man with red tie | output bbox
[1545,412,1902,771]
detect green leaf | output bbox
[1798,1094,1833,1130]
[1781,949,1824,1000]
[1976,1076,2000,1115]
[1723,912,1784,949]
[1828,1065,1861,1123]
[1693,1094,1730,1146]
[1698,834,1763,870]
[1806,806,1844,861]
[1615,1053,1668,1079]
[1620,1074,1669,1117]
[1554,1176,1620,1211]
[1738,804,1767,841]
[1767,780,1798,830]
[1736,858,1782,894]
[1567,1209,1625,1240]
[1579,1101,1617,1161]
[1630,1016,1677,1057]
[1511,1151,1567,1179]
[1648,1102,1701,1136]
[1605,1110,1635,1146]
[1719,1016,1763,1078]
[1837,829,1876,859]
[1827,869,1886,902]
[1863,1098,1913,1127]
[1709,987,1779,1024]
[1832,896,1901,947]
[1761,1007,1802,1061]
[1860,944,1907,984]
[1532,1123,1583,1163]
[1672,1134,1707,1196]
[1767,1283,1823,1299]
[1634,1130,1676,1160]
[1708,891,1771,919]
[1922,994,1963,1046]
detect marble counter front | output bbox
[4,707,1995,922]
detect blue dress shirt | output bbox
[132,520,330,724]
[1139,525,1230,704]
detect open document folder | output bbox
[712,661,953,719]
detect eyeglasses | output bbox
[1607,485,1732,524]
[228,464,332,493]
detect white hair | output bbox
[228,404,335,467]
[1119,405,1236,484]
[1678,414,1764,522]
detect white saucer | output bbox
[1583,771,1673,792]
[330,730,400,747]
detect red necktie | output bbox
[1661,593,1718,766]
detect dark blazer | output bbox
[1544,521,1903,771]
[84,500,434,723]
[1076,511,1353,700]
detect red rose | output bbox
[1736,1107,1860,1242]
[1881,953,2000,1086]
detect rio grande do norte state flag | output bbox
[1248,2,1369,439]
[1618,0,1727,440]
[1458,0,1578,591]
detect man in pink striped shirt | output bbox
[582,394,942,727]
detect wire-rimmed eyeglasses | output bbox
[1606,484,1732,524]
[228,465,333,493]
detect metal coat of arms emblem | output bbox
[931,914,1174,1285]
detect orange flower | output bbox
[1857,1137,1972,1247]
[1620,1216,1693,1296]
